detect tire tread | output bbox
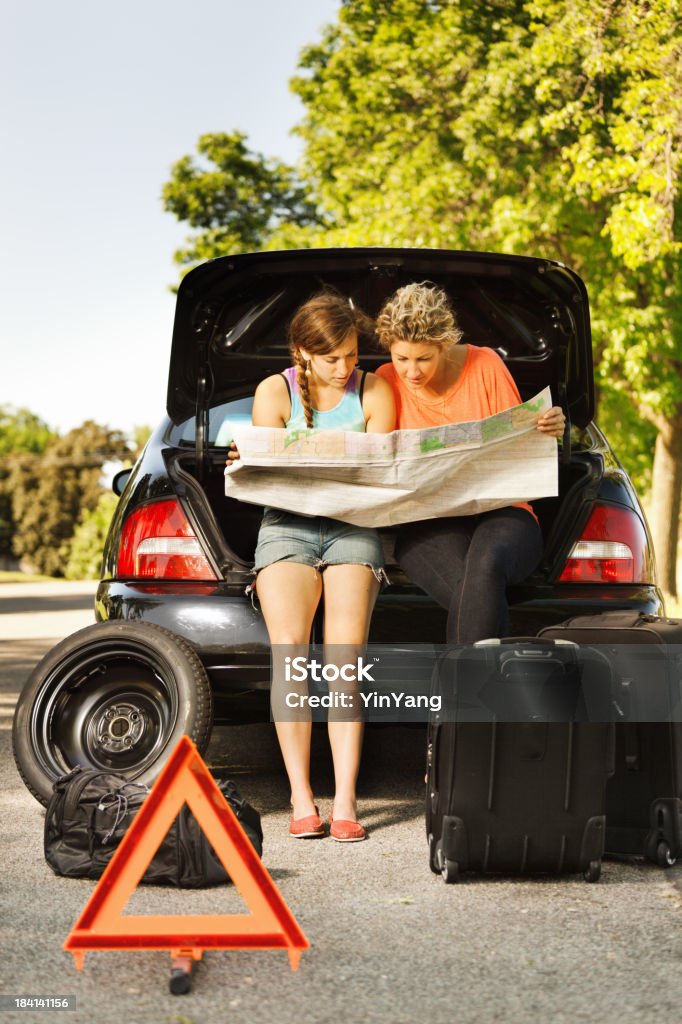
[12,620,214,806]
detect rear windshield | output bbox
[167,396,254,447]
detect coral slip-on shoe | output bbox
[329,811,366,843]
[289,806,325,838]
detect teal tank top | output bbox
[283,366,366,432]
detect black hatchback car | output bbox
[13,248,664,804]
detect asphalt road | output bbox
[1,582,681,1024]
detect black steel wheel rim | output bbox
[29,638,180,779]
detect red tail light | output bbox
[559,503,652,584]
[118,499,218,581]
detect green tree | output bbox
[131,423,153,460]
[0,405,54,454]
[526,0,682,594]
[163,0,682,592]
[0,406,56,563]
[6,421,128,576]
[161,131,322,273]
[65,491,119,580]
[291,0,682,595]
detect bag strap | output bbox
[61,769,126,818]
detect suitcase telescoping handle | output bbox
[475,637,577,650]
[475,637,578,660]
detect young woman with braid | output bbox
[249,293,395,841]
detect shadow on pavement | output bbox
[0,638,55,689]
[206,720,427,825]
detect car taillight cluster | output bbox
[558,503,652,584]
[118,499,218,581]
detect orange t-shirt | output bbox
[376,346,536,520]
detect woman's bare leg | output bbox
[322,564,380,822]
[256,562,322,819]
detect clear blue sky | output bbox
[2,0,340,436]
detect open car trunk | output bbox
[159,248,623,640]
[167,248,595,450]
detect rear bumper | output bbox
[96,578,665,701]
[508,581,664,635]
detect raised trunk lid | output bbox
[166,248,594,432]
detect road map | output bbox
[224,387,558,527]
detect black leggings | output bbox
[394,507,544,643]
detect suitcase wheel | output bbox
[441,858,460,884]
[655,841,677,869]
[583,860,602,883]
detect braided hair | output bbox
[291,347,314,428]
[288,293,371,429]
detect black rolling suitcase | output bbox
[539,611,682,866]
[426,638,615,883]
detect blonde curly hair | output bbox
[375,282,463,350]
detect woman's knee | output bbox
[468,544,509,582]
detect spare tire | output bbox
[12,621,213,806]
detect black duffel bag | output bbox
[44,766,263,887]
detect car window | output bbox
[168,396,254,447]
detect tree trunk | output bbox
[649,422,682,597]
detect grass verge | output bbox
[0,571,57,584]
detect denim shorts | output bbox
[253,508,387,584]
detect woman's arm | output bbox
[483,349,566,438]
[251,374,291,428]
[361,372,396,433]
[227,375,290,461]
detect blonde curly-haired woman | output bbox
[375,281,565,644]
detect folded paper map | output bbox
[223,387,558,527]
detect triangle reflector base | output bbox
[64,736,308,971]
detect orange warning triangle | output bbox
[64,736,308,970]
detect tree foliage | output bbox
[6,421,128,576]
[0,405,55,455]
[161,131,323,272]
[292,0,682,593]
[65,491,119,580]
[162,0,682,590]
[131,423,153,460]
[0,406,56,561]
